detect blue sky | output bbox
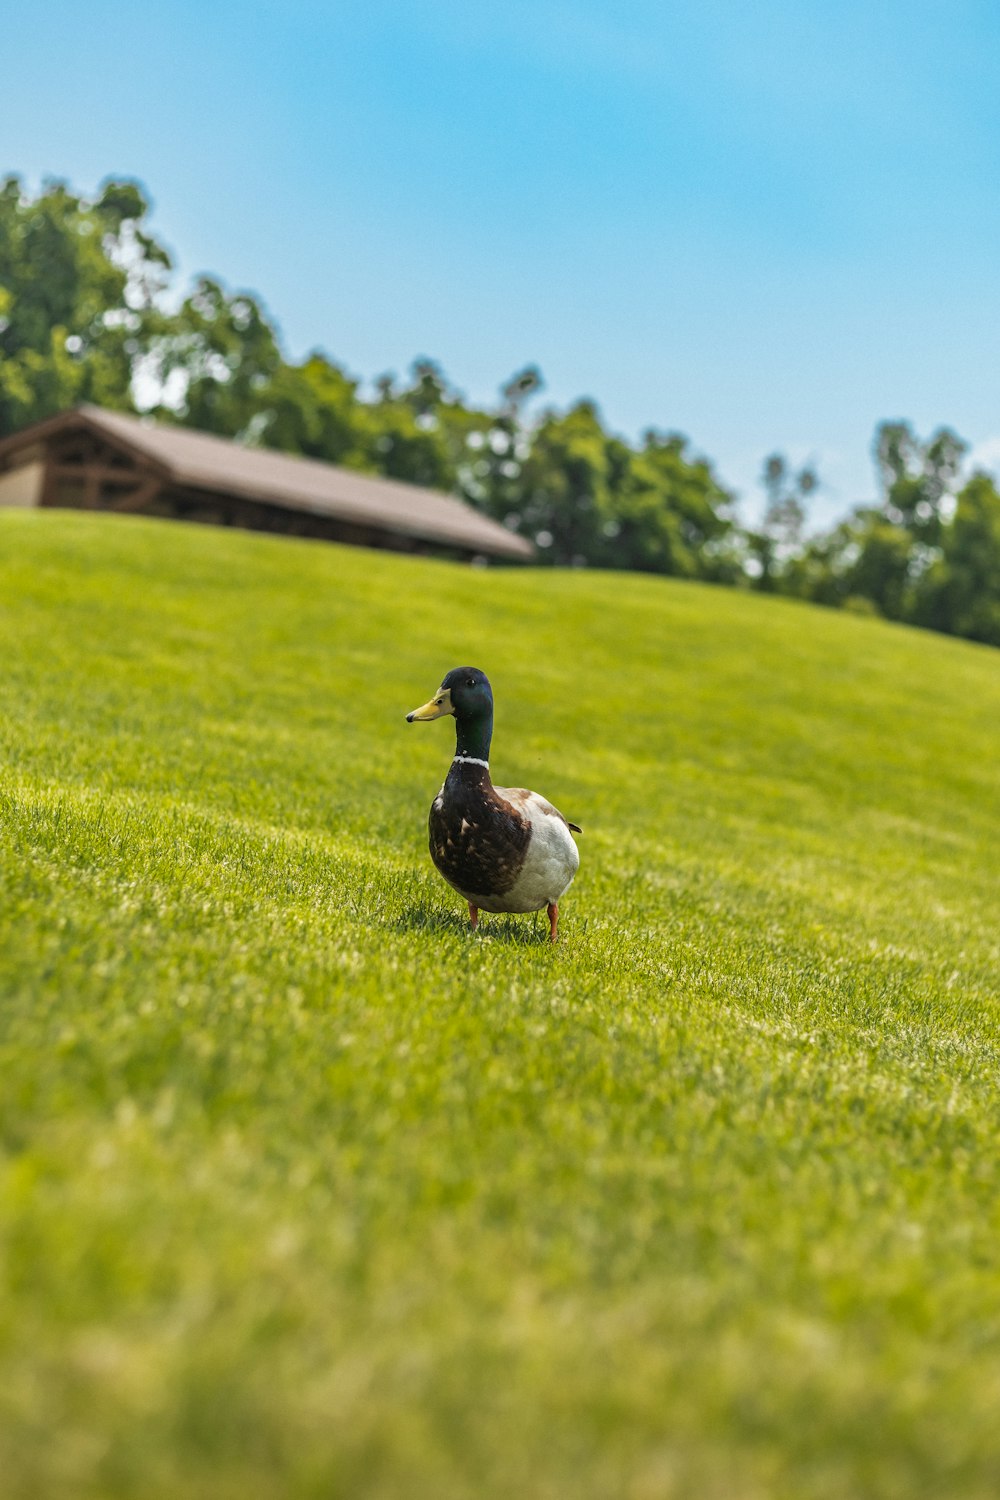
[5,0,1000,522]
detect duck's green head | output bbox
[406,666,494,724]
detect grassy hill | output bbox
[1,509,998,1500]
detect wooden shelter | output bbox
[0,405,535,563]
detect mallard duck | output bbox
[406,667,581,941]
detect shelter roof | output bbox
[0,405,535,561]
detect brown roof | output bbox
[0,405,535,562]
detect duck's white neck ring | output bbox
[452,754,490,770]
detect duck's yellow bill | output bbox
[406,687,454,722]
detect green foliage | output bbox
[779,508,924,621]
[913,472,1000,646]
[846,509,919,620]
[617,428,738,579]
[875,421,966,547]
[766,423,1000,648]
[237,352,370,466]
[360,361,473,490]
[745,453,817,592]
[482,402,737,577]
[147,276,284,438]
[0,176,169,432]
[2,511,999,1499]
[508,399,612,564]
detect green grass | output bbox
[1,508,999,1500]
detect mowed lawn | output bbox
[1,508,999,1500]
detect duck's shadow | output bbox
[390,902,552,946]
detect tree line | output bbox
[2,176,998,647]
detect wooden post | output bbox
[38,458,57,509]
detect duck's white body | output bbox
[440,786,580,914]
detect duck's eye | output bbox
[435,698,443,706]
[466,677,476,687]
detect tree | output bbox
[860,422,967,619]
[781,505,930,621]
[479,398,736,574]
[449,367,541,535]
[745,453,818,592]
[874,421,966,547]
[145,276,284,437]
[235,353,369,467]
[783,424,971,626]
[844,510,918,619]
[611,429,737,578]
[913,473,1000,646]
[355,361,475,491]
[0,175,170,435]
[505,400,614,565]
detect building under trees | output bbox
[0,405,535,564]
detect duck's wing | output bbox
[494,787,582,834]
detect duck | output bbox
[406,667,581,941]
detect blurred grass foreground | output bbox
[1,508,999,1499]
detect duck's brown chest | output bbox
[428,779,531,898]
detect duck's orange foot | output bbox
[547,902,559,943]
[468,902,479,931]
